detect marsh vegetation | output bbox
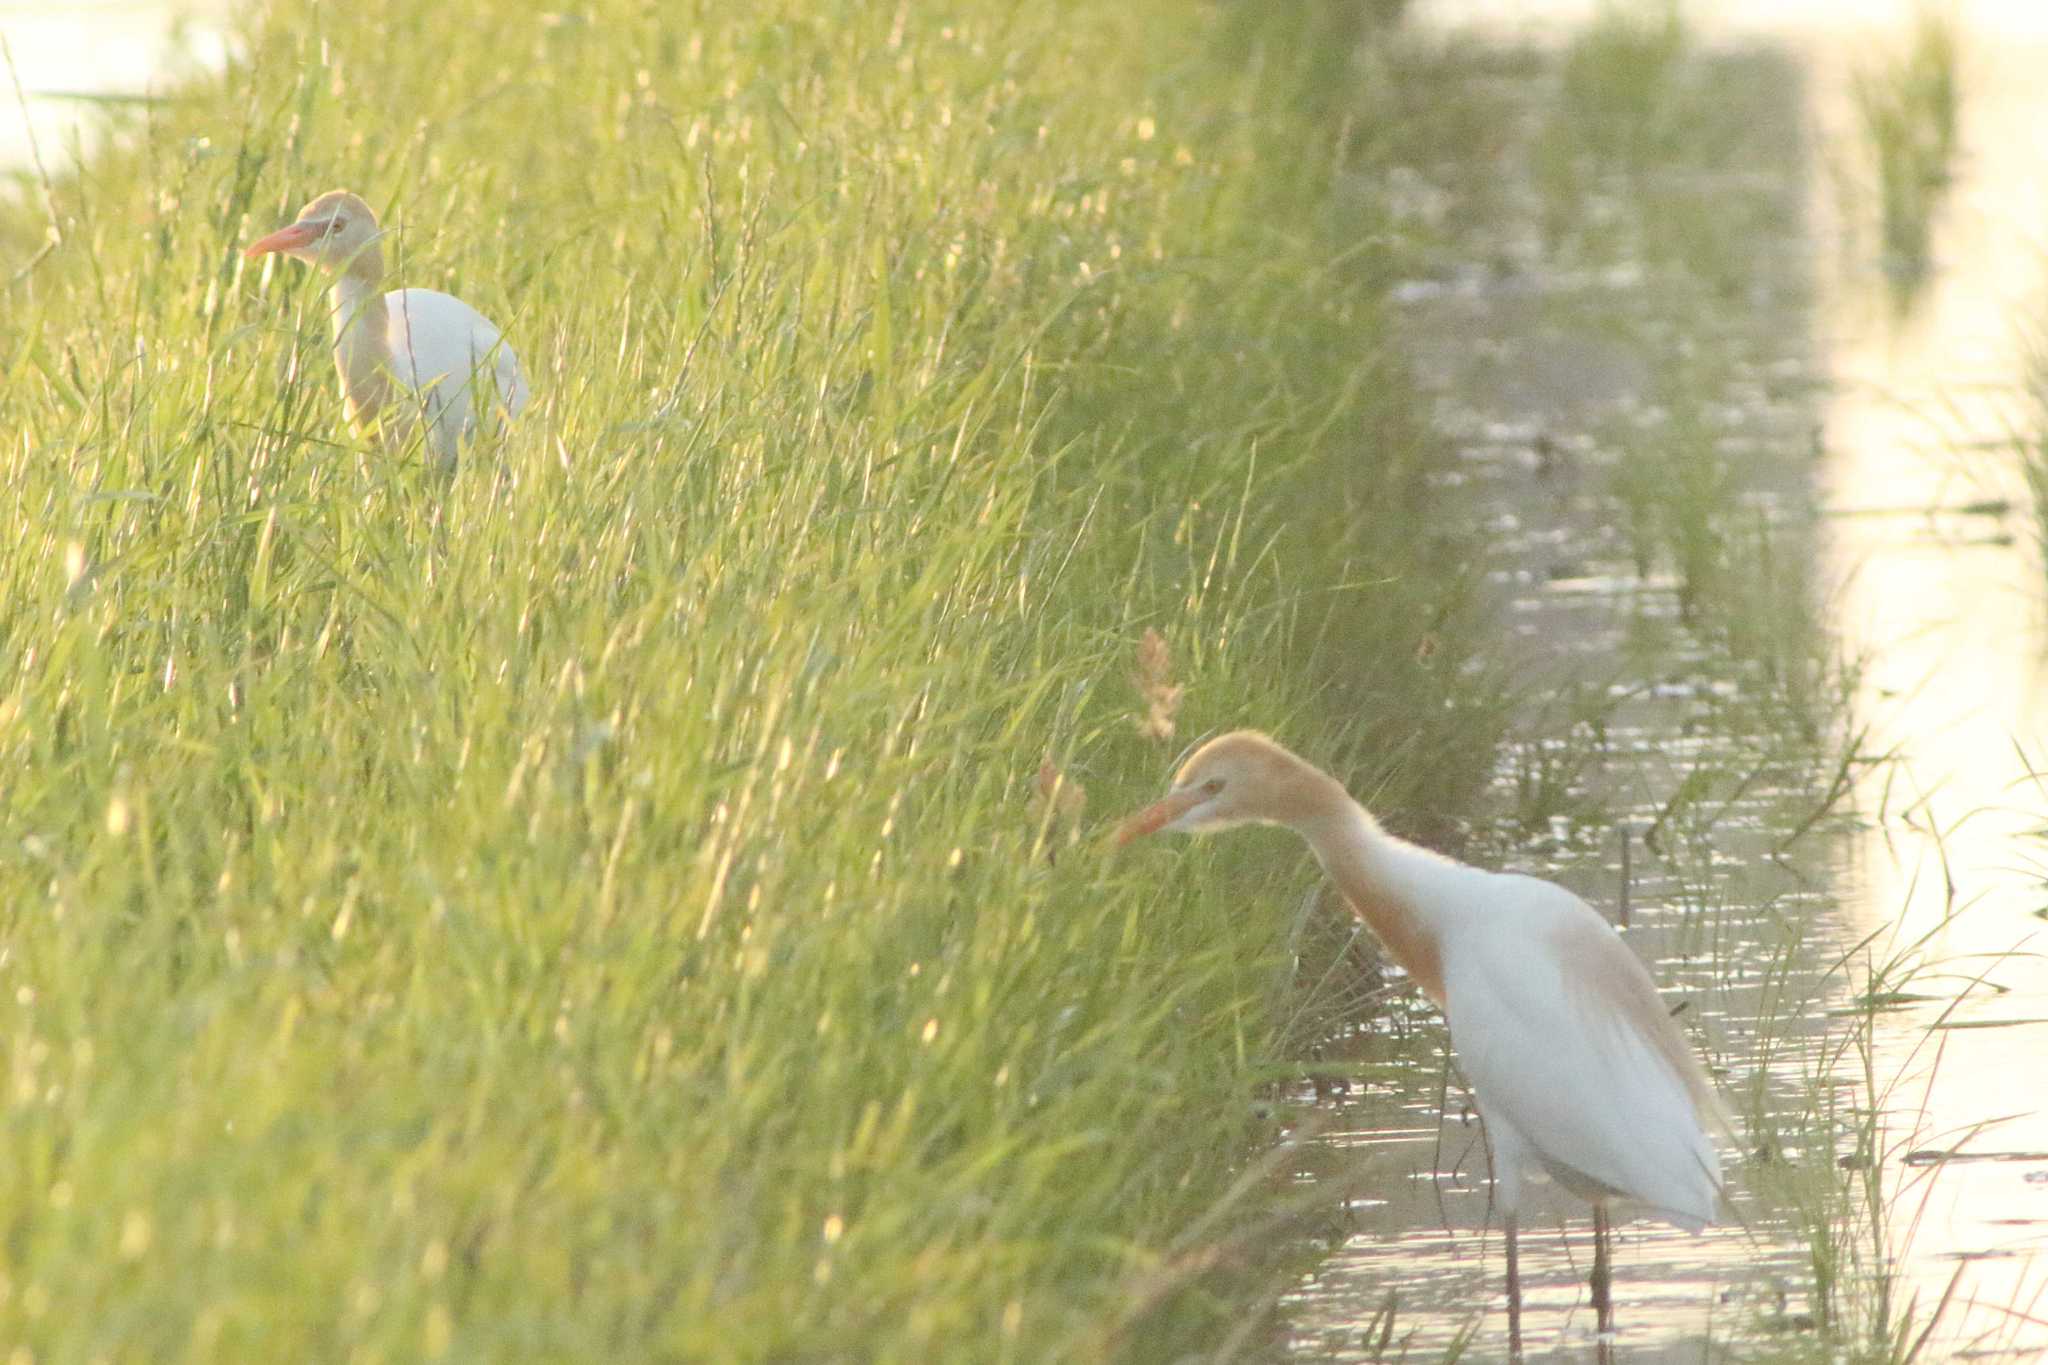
[0,0,1521,1356]
[5,0,2047,1361]
[1849,9,1960,304]
[1277,4,2045,1361]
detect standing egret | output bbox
[1116,731,1726,1354]
[244,190,529,468]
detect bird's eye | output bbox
[328,217,348,233]
[1202,778,1224,797]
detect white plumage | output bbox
[348,285,530,464]
[1118,730,1727,1351]
[1440,869,1723,1228]
[246,190,529,467]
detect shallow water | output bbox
[0,1,228,180]
[1811,13,2048,1353]
[10,1,2043,1357]
[1283,36,1845,1359]
[1278,3,2048,1360]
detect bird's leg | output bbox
[1504,1212,1524,1360]
[1590,1203,1614,1334]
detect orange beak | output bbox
[243,221,317,260]
[1113,787,1205,846]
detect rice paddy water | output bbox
[0,3,230,173]
[7,1,2047,1360]
[1277,3,2048,1359]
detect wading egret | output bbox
[1116,731,1726,1354]
[245,190,529,468]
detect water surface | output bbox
[1280,2,2048,1358]
[0,2,228,179]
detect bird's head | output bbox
[244,190,384,279]
[1114,730,1338,844]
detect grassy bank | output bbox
[0,0,1500,1358]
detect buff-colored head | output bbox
[244,190,385,280]
[1114,731,1343,844]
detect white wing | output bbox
[382,287,530,463]
[1443,874,1722,1228]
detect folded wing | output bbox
[382,287,530,463]
[1444,875,1723,1229]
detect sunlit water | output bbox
[0,2,228,180]
[1806,8,2048,1353]
[9,0,2044,1358]
[1280,2,2048,1360]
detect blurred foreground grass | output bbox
[0,0,1504,1357]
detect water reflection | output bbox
[0,2,228,177]
[8,0,2043,1354]
[1283,1,2048,1359]
[1283,22,1843,1354]
[1810,10,2048,1353]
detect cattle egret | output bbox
[1117,730,1727,1354]
[245,190,529,468]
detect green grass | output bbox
[0,0,1514,1358]
[1850,9,1961,302]
[1312,21,1955,1358]
[1556,0,1688,166]
[2019,325,2048,582]
[1731,880,2001,1365]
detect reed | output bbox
[0,1,1508,1357]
